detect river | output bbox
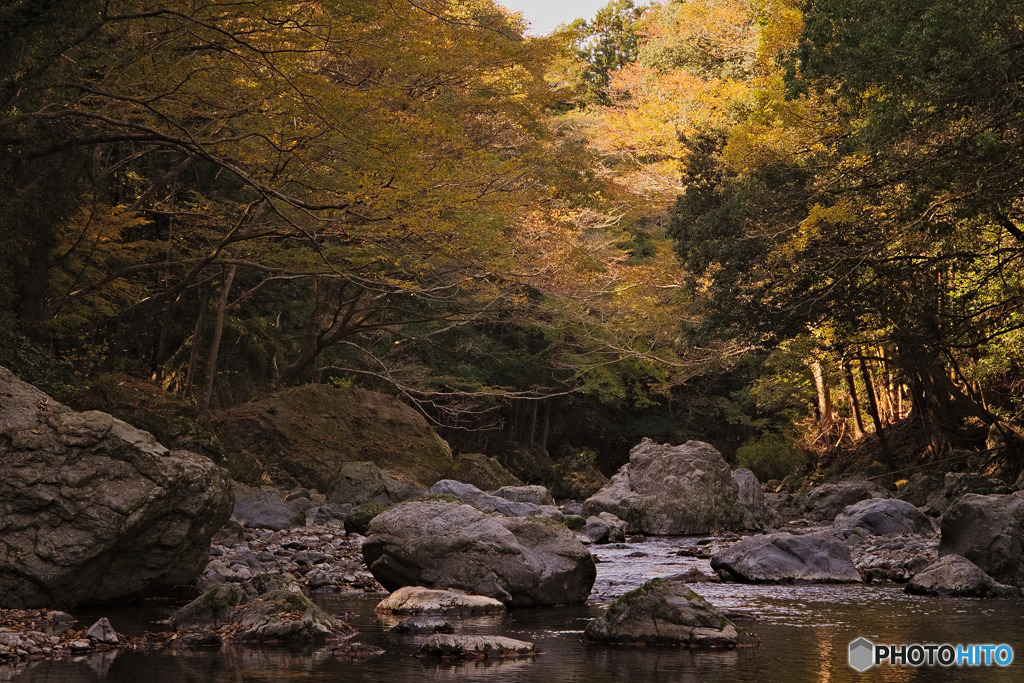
[7,536,1023,682]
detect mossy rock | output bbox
[215,384,453,491]
[584,578,751,648]
[60,372,220,459]
[345,502,385,535]
[444,453,522,490]
[173,584,250,629]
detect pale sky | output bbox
[498,1,611,35]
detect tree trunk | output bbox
[200,263,237,412]
[184,284,211,393]
[844,360,865,439]
[809,358,833,432]
[859,354,896,470]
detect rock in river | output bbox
[905,554,1020,598]
[794,480,891,522]
[711,532,862,583]
[834,498,934,537]
[582,439,747,535]
[374,586,505,616]
[362,500,595,606]
[584,578,749,648]
[0,366,233,608]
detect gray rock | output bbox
[362,500,595,606]
[428,480,563,521]
[84,618,119,645]
[417,634,535,658]
[940,492,1024,586]
[834,498,934,536]
[584,578,747,647]
[0,366,233,609]
[733,469,783,529]
[492,485,555,506]
[304,503,350,526]
[905,554,1020,598]
[583,439,747,535]
[577,513,628,545]
[327,461,424,507]
[232,489,302,530]
[795,480,891,521]
[896,472,944,508]
[711,532,862,583]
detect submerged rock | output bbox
[388,616,455,634]
[0,366,233,609]
[905,554,1020,598]
[417,634,536,659]
[711,532,862,584]
[584,578,749,648]
[362,500,595,606]
[583,439,747,535]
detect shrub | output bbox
[736,432,807,481]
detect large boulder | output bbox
[710,532,862,584]
[733,469,783,529]
[834,498,934,537]
[427,480,563,521]
[939,492,1024,586]
[0,366,233,609]
[905,555,1019,598]
[584,578,748,648]
[795,480,891,521]
[216,384,452,491]
[361,500,595,606]
[327,461,424,507]
[582,439,747,535]
[928,472,1013,514]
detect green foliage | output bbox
[562,0,646,103]
[736,431,807,481]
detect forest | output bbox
[3,0,1024,485]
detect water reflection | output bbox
[6,536,1023,682]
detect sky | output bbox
[498,1,611,35]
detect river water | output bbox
[7,537,1023,682]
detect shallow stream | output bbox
[8,536,1024,682]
